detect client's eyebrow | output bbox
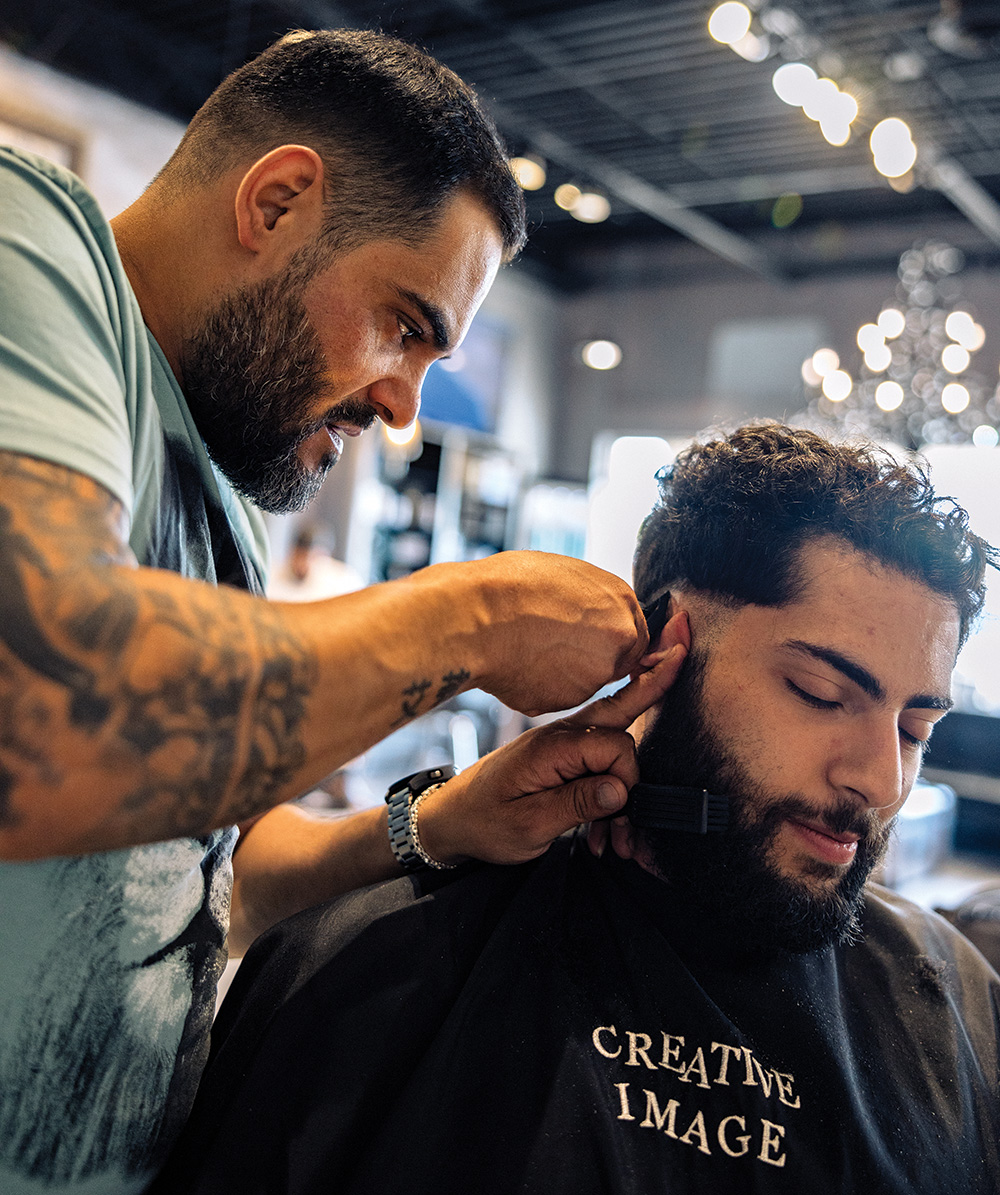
[784,640,953,711]
[396,288,451,351]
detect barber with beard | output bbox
[0,30,663,1195]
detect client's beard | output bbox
[635,650,892,954]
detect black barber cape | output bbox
[152,836,1000,1195]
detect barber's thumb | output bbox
[570,776,628,825]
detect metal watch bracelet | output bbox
[385,765,457,872]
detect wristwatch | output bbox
[385,764,457,872]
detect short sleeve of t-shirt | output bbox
[0,147,141,514]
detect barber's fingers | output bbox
[419,720,641,866]
[588,814,659,869]
[505,721,641,797]
[566,639,686,732]
[587,817,611,858]
[526,773,629,841]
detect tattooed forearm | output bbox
[435,668,470,704]
[0,452,134,568]
[0,504,112,726]
[0,451,315,851]
[392,667,473,727]
[395,678,432,725]
[115,582,315,834]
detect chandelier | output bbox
[798,241,1000,450]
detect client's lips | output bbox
[786,816,860,866]
[325,422,364,454]
[328,422,363,439]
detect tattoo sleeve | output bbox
[0,452,315,848]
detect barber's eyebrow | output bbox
[784,639,953,711]
[396,288,451,351]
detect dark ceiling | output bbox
[3,0,1000,290]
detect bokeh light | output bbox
[772,62,817,106]
[945,310,986,352]
[877,308,906,338]
[708,2,751,44]
[812,348,840,377]
[571,191,612,223]
[856,323,884,353]
[941,383,970,413]
[554,183,581,210]
[870,118,917,177]
[822,369,852,401]
[875,381,905,411]
[384,419,420,447]
[509,156,546,190]
[941,343,971,374]
[582,339,623,370]
[864,343,892,372]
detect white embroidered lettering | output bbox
[614,1082,635,1121]
[772,1070,800,1109]
[593,1026,622,1059]
[626,1032,658,1070]
[659,1033,685,1072]
[751,1055,774,1098]
[678,1045,711,1089]
[640,1090,679,1135]
[758,1119,787,1167]
[678,1109,712,1155]
[717,1115,751,1158]
[710,1041,742,1086]
[598,1024,801,1171]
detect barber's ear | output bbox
[234,145,325,258]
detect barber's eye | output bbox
[785,679,840,710]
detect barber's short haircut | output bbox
[633,423,997,647]
[163,28,526,260]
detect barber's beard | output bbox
[179,255,376,514]
[636,651,892,954]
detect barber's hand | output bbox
[456,551,649,716]
[587,609,690,865]
[415,632,687,866]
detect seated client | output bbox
[152,424,1000,1195]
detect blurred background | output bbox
[3,0,998,900]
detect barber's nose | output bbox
[368,369,424,430]
[832,721,906,811]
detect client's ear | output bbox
[653,602,691,655]
[629,606,690,743]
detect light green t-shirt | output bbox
[0,147,268,1194]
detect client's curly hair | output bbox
[633,423,997,646]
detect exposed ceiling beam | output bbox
[920,146,1000,248]
[521,121,782,280]
[668,164,883,207]
[665,147,1000,208]
[444,0,782,279]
